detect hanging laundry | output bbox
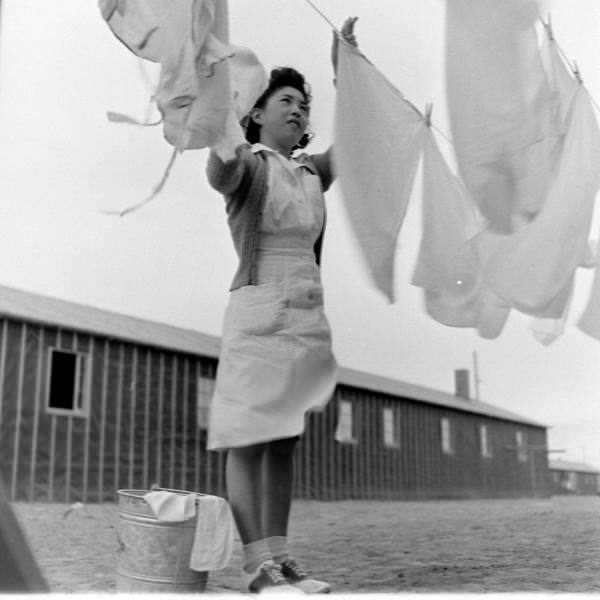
[333,40,425,302]
[144,490,234,571]
[483,85,600,318]
[412,129,481,327]
[445,0,553,233]
[411,129,510,339]
[530,280,574,345]
[540,25,580,133]
[98,0,164,62]
[578,238,600,341]
[99,0,266,159]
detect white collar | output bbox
[251,143,310,170]
[251,142,299,160]
[251,142,273,154]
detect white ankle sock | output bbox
[266,536,289,563]
[242,539,273,573]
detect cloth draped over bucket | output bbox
[144,490,234,571]
[98,0,267,159]
[333,41,426,302]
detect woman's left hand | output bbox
[331,16,359,73]
[340,16,359,47]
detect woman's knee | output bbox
[228,442,268,461]
[268,436,299,457]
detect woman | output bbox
[206,18,358,594]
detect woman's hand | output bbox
[340,17,359,47]
[331,16,359,74]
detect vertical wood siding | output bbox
[0,317,551,502]
[28,326,44,501]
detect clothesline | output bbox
[302,0,339,33]
[301,0,454,144]
[304,0,600,229]
[541,17,600,117]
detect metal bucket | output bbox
[116,489,208,592]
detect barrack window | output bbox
[383,407,401,448]
[335,400,357,444]
[46,348,89,417]
[441,417,454,454]
[197,374,214,429]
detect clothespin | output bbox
[572,60,583,84]
[542,13,554,41]
[424,103,433,127]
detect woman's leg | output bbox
[261,437,331,592]
[262,437,298,537]
[226,443,267,544]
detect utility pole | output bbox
[504,445,565,498]
[472,351,481,401]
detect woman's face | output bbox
[252,86,310,154]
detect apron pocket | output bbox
[229,283,287,336]
[286,280,324,309]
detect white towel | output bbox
[189,495,234,572]
[143,490,197,521]
[143,491,234,571]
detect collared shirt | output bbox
[251,144,324,238]
[206,143,333,290]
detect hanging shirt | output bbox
[445,0,553,232]
[253,144,325,238]
[99,0,266,159]
[483,86,600,318]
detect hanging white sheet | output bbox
[445,0,552,233]
[333,41,425,302]
[530,280,574,345]
[412,130,481,327]
[483,86,600,318]
[99,0,266,159]
[578,237,600,341]
[411,130,510,339]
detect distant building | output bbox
[0,284,551,502]
[549,460,600,495]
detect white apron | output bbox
[207,144,337,451]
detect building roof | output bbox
[0,284,220,358]
[0,283,545,428]
[337,366,546,427]
[549,460,600,474]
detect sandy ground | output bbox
[11,495,600,594]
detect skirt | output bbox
[207,246,337,451]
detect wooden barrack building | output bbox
[0,284,551,502]
[549,460,600,495]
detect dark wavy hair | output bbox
[244,67,313,150]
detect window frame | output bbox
[45,347,90,418]
[382,407,401,448]
[515,430,528,462]
[479,424,493,458]
[440,416,454,455]
[335,399,358,444]
[196,373,214,430]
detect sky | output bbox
[0,1,599,468]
